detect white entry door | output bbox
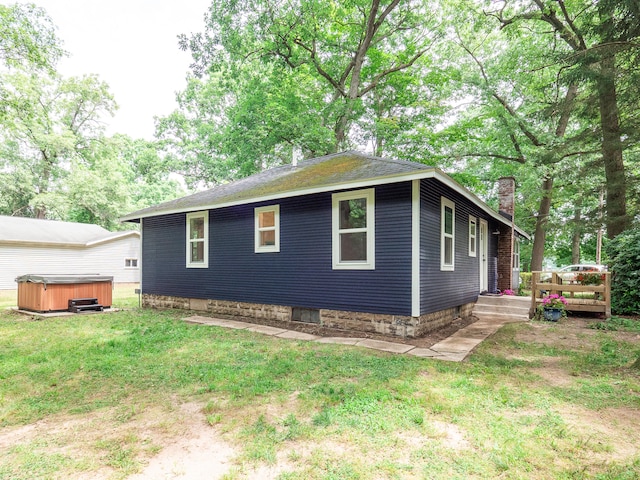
[479,220,488,293]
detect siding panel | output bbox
[142,183,413,315]
[0,236,140,290]
[419,178,498,314]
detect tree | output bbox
[163,0,444,184]
[490,0,640,239]
[436,0,590,271]
[0,3,63,71]
[0,70,117,219]
[156,66,336,186]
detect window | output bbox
[468,216,477,257]
[513,238,520,270]
[255,205,280,253]
[441,197,455,271]
[124,258,138,268]
[332,188,375,269]
[186,211,208,268]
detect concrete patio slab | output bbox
[315,337,363,345]
[276,331,320,341]
[355,339,415,354]
[438,352,469,362]
[181,311,525,362]
[431,336,483,353]
[244,325,289,336]
[406,348,443,358]
[185,316,251,329]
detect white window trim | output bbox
[124,258,139,269]
[513,237,520,270]
[441,197,455,271]
[254,205,280,253]
[186,210,209,268]
[468,215,477,257]
[332,188,375,270]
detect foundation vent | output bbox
[291,307,320,324]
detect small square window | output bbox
[125,258,138,268]
[255,205,280,253]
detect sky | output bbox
[28,0,212,140]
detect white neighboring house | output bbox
[0,215,140,290]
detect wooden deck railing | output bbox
[530,271,611,318]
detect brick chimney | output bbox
[497,177,516,292]
[498,176,516,220]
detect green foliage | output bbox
[0,3,63,71]
[520,272,532,289]
[589,316,640,332]
[162,0,447,184]
[605,227,640,314]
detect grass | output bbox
[1,292,639,479]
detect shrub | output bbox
[605,227,640,315]
[520,272,532,289]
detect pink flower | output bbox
[542,294,568,308]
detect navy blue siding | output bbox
[142,182,413,315]
[419,178,499,314]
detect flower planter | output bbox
[543,307,563,322]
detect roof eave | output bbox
[0,230,140,248]
[120,167,528,235]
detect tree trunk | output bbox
[530,84,578,271]
[530,175,553,271]
[571,202,582,264]
[596,189,604,264]
[598,55,629,239]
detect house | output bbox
[121,151,527,337]
[0,216,140,290]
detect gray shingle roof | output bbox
[119,150,529,239]
[121,151,435,221]
[0,216,139,246]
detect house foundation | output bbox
[142,294,475,339]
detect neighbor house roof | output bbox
[0,216,140,247]
[120,151,529,238]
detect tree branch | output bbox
[458,37,545,147]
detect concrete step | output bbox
[473,304,529,316]
[473,311,528,323]
[475,295,530,306]
[473,295,531,321]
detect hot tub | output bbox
[16,274,113,312]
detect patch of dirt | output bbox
[127,402,235,480]
[0,401,237,480]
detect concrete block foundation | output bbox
[142,294,475,339]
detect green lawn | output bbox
[1,294,639,479]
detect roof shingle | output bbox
[121,151,434,221]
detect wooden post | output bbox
[604,272,611,318]
[530,271,539,318]
[551,272,560,297]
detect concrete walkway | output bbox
[183,315,518,362]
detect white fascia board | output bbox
[0,231,140,249]
[431,171,531,240]
[0,240,85,248]
[85,230,140,247]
